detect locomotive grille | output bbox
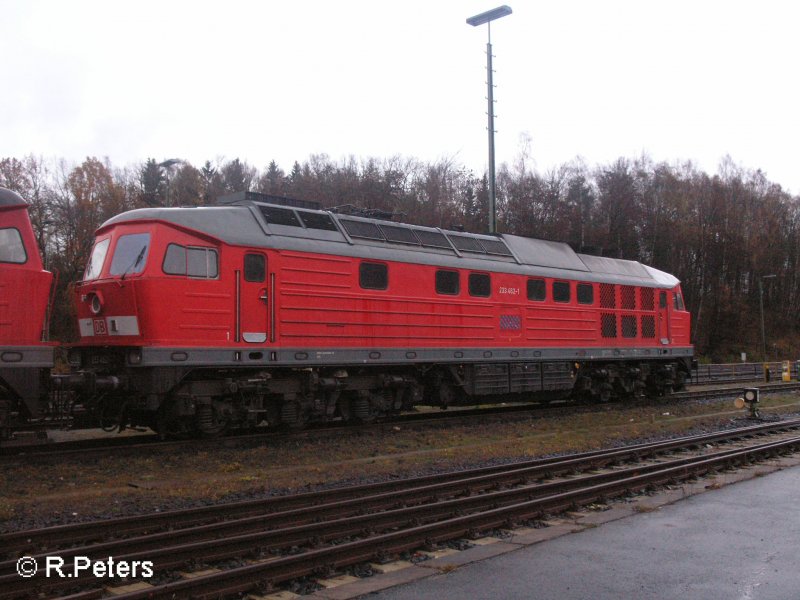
[641,315,656,338]
[379,224,419,245]
[640,288,655,311]
[600,283,616,308]
[601,313,617,338]
[621,286,636,309]
[340,219,384,241]
[413,229,451,249]
[449,234,485,253]
[259,205,302,227]
[478,238,513,256]
[621,315,638,338]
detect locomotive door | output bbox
[658,291,671,344]
[240,253,269,343]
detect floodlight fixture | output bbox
[158,159,185,207]
[466,5,512,27]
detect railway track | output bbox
[3,418,800,600]
[3,381,799,461]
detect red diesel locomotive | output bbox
[68,192,693,436]
[0,188,54,438]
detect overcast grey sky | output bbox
[3,0,798,192]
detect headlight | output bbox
[128,348,142,365]
[89,293,103,315]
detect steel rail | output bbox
[3,417,798,557]
[70,435,800,600]
[3,416,798,557]
[4,432,796,599]
[3,421,800,599]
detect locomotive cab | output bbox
[74,220,227,348]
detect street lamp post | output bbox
[759,274,777,361]
[158,158,184,207]
[467,5,512,235]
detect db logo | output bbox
[93,319,108,336]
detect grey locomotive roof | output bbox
[0,188,26,207]
[101,200,680,289]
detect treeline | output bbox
[1,153,797,361]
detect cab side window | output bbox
[0,228,26,264]
[468,273,491,297]
[553,281,571,303]
[527,278,546,301]
[674,293,685,311]
[163,244,219,278]
[360,262,388,290]
[436,270,459,295]
[577,283,594,305]
[244,254,265,282]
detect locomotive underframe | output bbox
[64,346,692,437]
[0,347,55,439]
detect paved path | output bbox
[366,465,800,600]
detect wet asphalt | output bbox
[369,465,800,600]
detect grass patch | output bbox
[0,499,14,521]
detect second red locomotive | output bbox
[69,192,693,436]
[0,188,54,438]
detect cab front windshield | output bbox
[109,233,151,277]
[84,238,110,281]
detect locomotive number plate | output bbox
[499,286,520,295]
